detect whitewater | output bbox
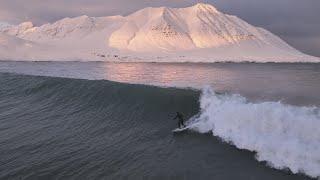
[189,87,320,178]
[0,61,319,179]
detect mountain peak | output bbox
[192,3,219,13]
[19,22,34,28]
[1,2,316,62]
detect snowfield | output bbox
[0,3,319,62]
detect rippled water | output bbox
[1,61,320,106]
[0,61,319,179]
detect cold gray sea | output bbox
[0,61,319,179]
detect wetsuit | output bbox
[174,112,185,128]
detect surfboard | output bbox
[172,126,189,133]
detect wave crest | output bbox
[189,87,320,178]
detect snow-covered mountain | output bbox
[0,22,13,31]
[0,3,318,62]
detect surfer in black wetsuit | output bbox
[174,112,186,128]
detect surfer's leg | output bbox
[182,121,186,127]
[179,120,184,128]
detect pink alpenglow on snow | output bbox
[0,3,319,62]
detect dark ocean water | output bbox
[0,62,319,180]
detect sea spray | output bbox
[189,87,320,178]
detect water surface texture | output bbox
[0,61,319,179]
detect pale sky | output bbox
[0,0,319,57]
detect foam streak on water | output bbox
[189,87,320,178]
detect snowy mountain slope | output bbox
[109,3,300,53]
[3,16,125,42]
[0,22,13,31]
[0,33,43,60]
[0,3,318,62]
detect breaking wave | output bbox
[1,72,319,178]
[188,87,320,178]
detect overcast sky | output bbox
[0,0,319,57]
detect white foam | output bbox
[189,87,320,178]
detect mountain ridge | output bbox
[0,3,318,62]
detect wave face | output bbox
[0,72,317,179]
[189,87,320,178]
[0,73,204,179]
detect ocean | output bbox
[0,61,319,180]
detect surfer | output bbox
[174,112,186,128]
